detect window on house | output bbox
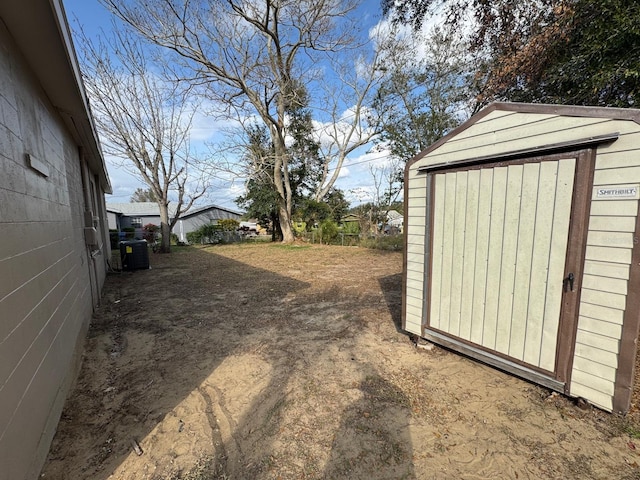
[131,217,143,227]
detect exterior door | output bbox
[426,152,592,385]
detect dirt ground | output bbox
[41,243,640,480]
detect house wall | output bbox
[405,107,640,412]
[119,215,161,230]
[177,208,242,242]
[0,18,107,480]
[107,211,120,230]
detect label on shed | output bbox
[595,184,640,200]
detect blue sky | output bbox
[62,0,396,211]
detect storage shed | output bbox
[403,102,640,413]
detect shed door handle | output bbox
[563,273,575,292]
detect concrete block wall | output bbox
[0,19,98,480]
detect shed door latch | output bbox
[563,273,575,292]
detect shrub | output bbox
[218,219,240,231]
[187,223,224,244]
[142,223,159,243]
[360,234,404,251]
[320,219,339,244]
[342,221,360,235]
[292,221,307,236]
[122,226,135,239]
[186,230,201,244]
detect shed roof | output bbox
[407,102,640,170]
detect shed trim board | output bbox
[403,102,640,413]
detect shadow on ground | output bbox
[41,245,415,480]
[43,247,308,479]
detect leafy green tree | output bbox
[235,124,282,239]
[383,0,640,108]
[324,188,350,223]
[296,199,330,229]
[505,0,640,107]
[237,85,350,237]
[374,26,469,161]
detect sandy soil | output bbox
[40,243,640,480]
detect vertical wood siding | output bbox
[429,159,575,371]
[405,108,640,411]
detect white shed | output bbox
[403,102,640,413]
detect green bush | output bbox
[187,223,224,244]
[342,221,360,235]
[122,226,135,240]
[142,223,159,243]
[186,231,201,244]
[360,234,404,251]
[218,219,240,231]
[320,219,339,244]
[292,221,307,236]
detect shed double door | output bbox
[426,153,591,384]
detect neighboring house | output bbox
[106,206,122,232]
[404,102,640,414]
[175,204,243,242]
[0,1,111,479]
[386,210,403,233]
[106,202,176,232]
[107,202,243,242]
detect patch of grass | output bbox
[615,416,640,439]
[627,426,640,439]
[169,245,192,254]
[270,243,312,251]
[360,234,404,251]
[593,414,640,440]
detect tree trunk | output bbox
[278,204,295,243]
[159,203,172,253]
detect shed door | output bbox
[427,155,589,381]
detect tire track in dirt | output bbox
[197,385,234,476]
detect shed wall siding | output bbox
[0,23,100,480]
[571,153,640,410]
[406,109,640,411]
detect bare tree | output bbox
[101,0,379,242]
[78,25,208,252]
[313,44,386,202]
